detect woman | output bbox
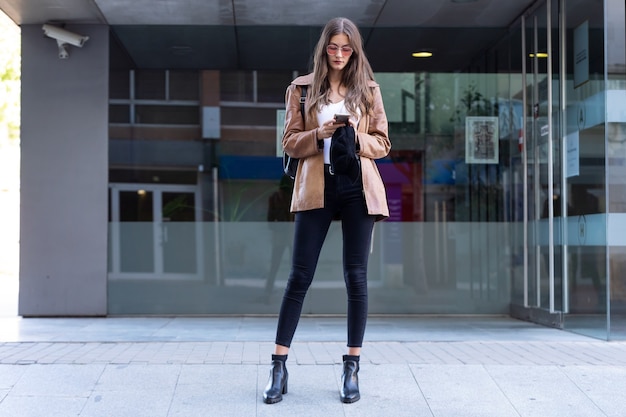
[263,17,390,404]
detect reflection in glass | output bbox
[119,190,154,273]
[162,192,197,274]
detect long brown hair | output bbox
[306,17,375,122]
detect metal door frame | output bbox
[517,0,567,326]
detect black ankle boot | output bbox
[263,354,288,404]
[340,354,360,403]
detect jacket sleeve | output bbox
[282,84,321,159]
[356,86,391,160]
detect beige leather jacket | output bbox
[282,73,391,221]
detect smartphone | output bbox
[334,114,350,125]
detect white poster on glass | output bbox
[574,20,589,88]
[465,116,499,164]
[566,131,580,178]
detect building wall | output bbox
[18,24,109,316]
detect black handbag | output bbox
[330,124,360,183]
[282,85,307,179]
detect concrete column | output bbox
[19,24,109,316]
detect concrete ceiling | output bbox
[1,0,540,71]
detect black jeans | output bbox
[275,168,375,348]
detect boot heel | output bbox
[282,379,288,394]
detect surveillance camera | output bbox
[42,24,89,48]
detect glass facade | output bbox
[107,69,516,315]
[106,0,626,339]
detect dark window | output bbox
[169,71,199,100]
[221,71,253,101]
[136,70,166,100]
[109,105,130,123]
[257,72,293,103]
[109,70,130,99]
[135,105,199,125]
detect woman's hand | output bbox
[317,118,355,139]
[317,119,339,139]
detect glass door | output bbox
[522,0,564,319]
[109,184,203,280]
[561,0,608,339]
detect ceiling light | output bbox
[529,52,549,58]
[412,51,433,58]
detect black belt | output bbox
[324,164,334,175]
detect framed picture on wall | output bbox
[465,116,499,164]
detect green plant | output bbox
[449,82,498,123]
[213,181,275,222]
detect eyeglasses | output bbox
[326,44,353,56]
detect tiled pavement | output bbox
[1,316,626,416]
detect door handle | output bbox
[162,224,168,243]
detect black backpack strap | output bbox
[300,85,307,120]
[283,85,308,179]
[300,85,322,150]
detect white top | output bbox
[316,100,360,164]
